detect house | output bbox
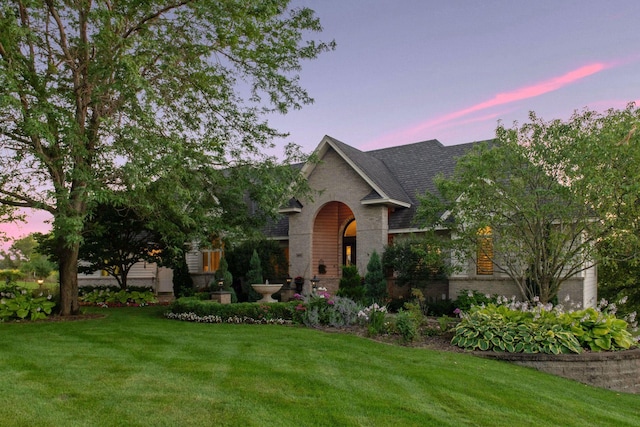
[256,135,597,306]
[80,135,597,307]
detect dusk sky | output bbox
[3,0,640,246]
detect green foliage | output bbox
[79,288,158,307]
[390,289,426,343]
[172,254,194,298]
[424,298,455,317]
[78,202,161,289]
[363,250,388,303]
[563,307,638,352]
[452,303,638,354]
[0,269,26,283]
[292,293,361,328]
[416,106,640,304]
[226,239,288,283]
[382,237,447,287]
[336,265,364,301]
[403,288,428,317]
[167,298,296,323]
[2,234,55,280]
[597,242,640,316]
[454,289,499,312]
[213,257,237,303]
[0,284,57,321]
[0,0,333,315]
[357,303,389,336]
[394,310,419,343]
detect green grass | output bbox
[1,307,639,426]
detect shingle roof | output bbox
[367,139,479,229]
[268,137,488,237]
[324,136,412,207]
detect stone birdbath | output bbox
[251,283,283,303]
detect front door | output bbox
[342,219,357,266]
[343,236,356,266]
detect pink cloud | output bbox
[364,62,612,149]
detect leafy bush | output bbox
[452,300,638,354]
[454,289,499,312]
[0,284,56,321]
[394,309,419,343]
[336,265,364,301]
[294,291,361,327]
[425,298,455,317]
[80,288,158,306]
[167,297,296,323]
[357,303,388,336]
[0,269,26,282]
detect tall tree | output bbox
[416,106,640,303]
[0,1,333,315]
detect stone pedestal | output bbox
[210,291,231,304]
[279,288,297,302]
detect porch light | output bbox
[217,278,224,291]
[285,275,292,289]
[310,275,320,292]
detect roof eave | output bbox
[361,199,411,209]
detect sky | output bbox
[2,0,640,247]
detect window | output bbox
[202,250,222,272]
[477,227,494,275]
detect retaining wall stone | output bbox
[474,348,640,394]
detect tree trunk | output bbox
[58,244,80,316]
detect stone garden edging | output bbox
[474,348,640,394]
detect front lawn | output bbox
[1,306,639,426]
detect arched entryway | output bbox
[312,202,356,281]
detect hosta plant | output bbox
[0,286,56,321]
[80,288,158,307]
[452,303,638,354]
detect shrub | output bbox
[425,298,455,317]
[394,309,418,343]
[336,265,364,301]
[173,256,194,297]
[213,257,238,303]
[364,251,388,303]
[243,250,263,302]
[294,291,361,328]
[0,283,56,321]
[454,289,499,312]
[0,269,26,282]
[167,297,296,323]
